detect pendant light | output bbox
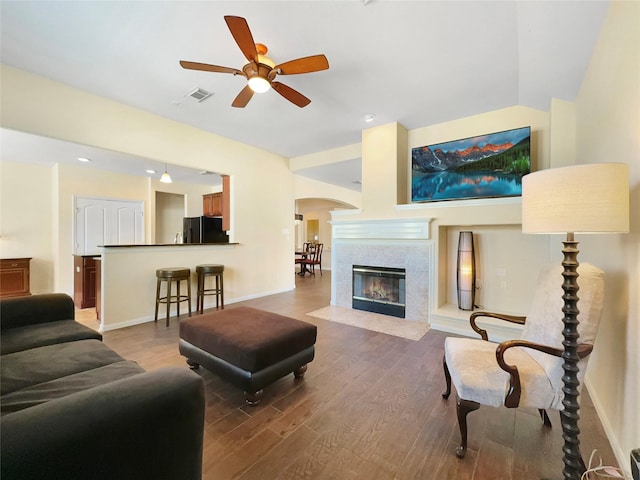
[160,163,172,184]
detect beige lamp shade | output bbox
[522,163,629,234]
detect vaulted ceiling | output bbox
[0,1,610,190]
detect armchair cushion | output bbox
[445,337,558,408]
[521,263,604,402]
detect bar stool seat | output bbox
[196,264,224,314]
[155,267,192,327]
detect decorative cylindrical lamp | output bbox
[456,231,476,311]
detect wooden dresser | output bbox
[0,257,31,298]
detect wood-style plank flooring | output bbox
[77,271,618,479]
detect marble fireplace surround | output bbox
[330,217,434,323]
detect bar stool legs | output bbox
[154,267,192,327]
[196,264,224,314]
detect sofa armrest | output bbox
[0,294,75,330]
[1,368,205,480]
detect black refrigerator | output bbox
[183,216,228,244]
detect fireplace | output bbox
[331,217,432,323]
[352,265,406,318]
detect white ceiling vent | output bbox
[184,87,213,102]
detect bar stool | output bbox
[155,267,192,327]
[195,264,224,314]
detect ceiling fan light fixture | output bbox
[248,76,271,93]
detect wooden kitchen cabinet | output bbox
[203,192,223,217]
[0,258,31,298]
[203,176,230,231]
[74,255,98,309]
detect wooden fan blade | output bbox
[274,55,329,75]
[231,84,254,108]
[180,60,243,76]
[271,81,311,108]
[224,16,258,63]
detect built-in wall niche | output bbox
[442,225,550,315]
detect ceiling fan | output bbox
[180,16,329,108]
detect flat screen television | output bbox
[411,126,531,203]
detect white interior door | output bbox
[74,197,144,254]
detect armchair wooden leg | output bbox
[455,396,480,458]
[442,355,452,399]
[538,408,552,427]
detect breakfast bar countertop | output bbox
[100,243,238,248]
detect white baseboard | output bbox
[100,284,296,332]
[584,376,631,478]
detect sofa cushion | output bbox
[0,320,102,355]
[1,340,125,395]
[0,293,75,330]
[1,360,144,415]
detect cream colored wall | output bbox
[1,65,296,302]
[293,174,361,209]
[574,0,640,470]
[155,192,184,244]
[0,161,54,294]
[362,122,408,214]
[290,143,361,170]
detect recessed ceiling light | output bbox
[77,157,91,162]
[363,113,376,123]
[146,169,156,174]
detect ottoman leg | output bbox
[294,364,308,379]
[186,359,200,370]
[244,390,263,406]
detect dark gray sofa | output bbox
[0,293,205,480]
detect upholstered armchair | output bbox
[442,263,604,458]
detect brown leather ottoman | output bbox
[178,306,317,405]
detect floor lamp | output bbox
[522,163,629,480]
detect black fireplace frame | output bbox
[352,265,406,318]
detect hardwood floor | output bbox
[77,272,618,479]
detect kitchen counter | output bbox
[98,243,240,331]
[100,243,237,248]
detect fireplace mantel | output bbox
[331,217,432,241]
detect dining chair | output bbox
[441,262,604,458]
[302,243,323,275]
[295,242,311,275]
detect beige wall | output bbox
[574,0,639,469]
[155,192,184,244]
[0,161,54,294]
[1,65,296,305]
